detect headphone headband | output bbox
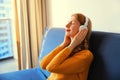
[84,16,89,27]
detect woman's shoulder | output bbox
[72,50,94,62]
[74,49,93,58]
[81,49,92,53]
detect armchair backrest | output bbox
[38,28,65,78]
[88,31,120,80]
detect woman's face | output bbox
[65,16,80,38]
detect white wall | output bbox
[46,0,120,33]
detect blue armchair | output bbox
[0,27,120,80]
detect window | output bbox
[0,0,14,59]
[0,0,18,74]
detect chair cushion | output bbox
[0,68,45,80]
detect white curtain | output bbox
[16,0,46,69]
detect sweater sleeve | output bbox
[40,46,64,69]
[46,47,93,74]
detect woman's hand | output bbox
[60,34,71,48]
[68,28,88,50]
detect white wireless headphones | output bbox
[79,16,89,30]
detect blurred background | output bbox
[0,0,120,73]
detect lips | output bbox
[66,29,70,32]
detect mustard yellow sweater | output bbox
[40,46,93,80]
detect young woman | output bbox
[40,13,93,80]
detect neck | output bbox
[70,36,75,40]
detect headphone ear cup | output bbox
[79,16,89,31]
[80,25,85,29]
[79,25,86,31]
[84,17,89,27]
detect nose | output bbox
[65,23,70,28]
